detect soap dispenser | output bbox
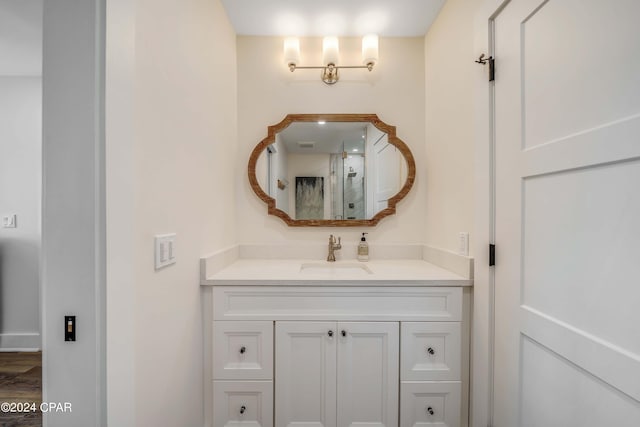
[357,232,369,262]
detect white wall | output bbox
[237,36,426,246]
[423,2,499,426]
[0,0,43,76]
[106,0,238,425]
[105,0,135,424]
[424,0,477,255]
[423,3,481,426]
[0,77,41,350]
[42,1,105,425]
[0,0,42,352]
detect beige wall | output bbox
[424,0,477,255]
[236,36,426,246]
[106,0,237,425]
[104,5,477,424]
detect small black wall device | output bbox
[65,315,76,342]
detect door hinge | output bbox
[475,54,495,82]
[489,56,495,82]
[489,244,495,266]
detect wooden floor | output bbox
[0,352,42,427]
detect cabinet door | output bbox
[275,322,337,427]
[337,322,399,427]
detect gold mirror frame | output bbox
[248,114,416,227]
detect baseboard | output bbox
[0,333,41,351]
[200,245,240,285]
[423,245,474,279]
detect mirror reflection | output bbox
[256,121,407,221]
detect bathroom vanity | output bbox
[211,113,473,426]
[201,257,472,427]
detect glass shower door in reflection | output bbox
[330,139,366,220]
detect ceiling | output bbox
[278,122,368,154]
[0,0,445,77]
[0,0,42,76]
[220,0,446,37]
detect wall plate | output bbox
[154,233,176,270]
[2,214,17,228]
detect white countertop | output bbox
[202,258,472,286]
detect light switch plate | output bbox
[154,233,176,270]
[458,232,469,256]
[2,214,17,228]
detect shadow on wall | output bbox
[0,237,40,348]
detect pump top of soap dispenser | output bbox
[361,232,368,241]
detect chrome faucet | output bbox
[327,234,342,262]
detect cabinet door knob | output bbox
[341,330,347,337]
[328,330,334,337]
[427,347,435,355]
[240,346,246,354]
[240,405,246,415]
[427,406,434,415]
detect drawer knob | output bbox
[427,406,434,416]
[328,330,334,337]
[427,347,435,355]
[240,405,246,415]
[240,346,246,354]
[341,330,347,337]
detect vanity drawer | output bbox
[401,322,461,381]
[400,381,461,427]
[213,321,273,380]
[213,286,462,321]
[213,381,273,427]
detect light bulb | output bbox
[362,34,379,67]
[322,36,339,65]
[284,37,300,68]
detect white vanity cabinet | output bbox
[400,322,462,427]
[212,321,274,427]
[275,321,399,427]
[205,285,466,427]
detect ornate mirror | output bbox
[248,114,416,226]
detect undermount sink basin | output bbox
[300,262,373,275]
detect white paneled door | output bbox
[373,135,401,213]
[492,0,640,426]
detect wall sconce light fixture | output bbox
[284,35,379,85]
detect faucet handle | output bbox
[337,237,341,245]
